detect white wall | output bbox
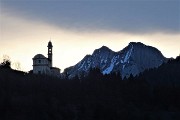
[33,58,50,74]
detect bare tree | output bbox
[0,55,11,68]
[13,61,21,70]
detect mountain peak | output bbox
[129,42,164,57]
[93,45,113,54]
[129,42,145,46]
[64,42,166,79]
[99,45,112,51]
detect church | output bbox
[32,41,60,76]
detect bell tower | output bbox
[47,41,53,67]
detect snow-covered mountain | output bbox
[64,42,167,79]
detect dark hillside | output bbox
[0,56,180,120]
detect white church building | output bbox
[32,41,60,76]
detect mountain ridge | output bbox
[64,42,167,79]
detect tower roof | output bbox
[48,41,53,47]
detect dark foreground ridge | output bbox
[0,56,180,120]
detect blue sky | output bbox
[0,0,180,71]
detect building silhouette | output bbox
[32,41,60,76]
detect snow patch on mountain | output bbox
[122,44,133,70]
[123,44,133,63]
[102,63,114,74]
[78,61,85,70]
[102,56,118,74]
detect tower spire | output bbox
[47,40,53,67]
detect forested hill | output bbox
[0,56,180,120]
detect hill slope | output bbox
[0,56,180,120]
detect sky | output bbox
[0,0,180,72]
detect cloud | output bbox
[1,0,179,34]
[0,2,180,72]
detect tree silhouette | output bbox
[0,55,11,69]
[0,55,180,120]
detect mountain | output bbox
[64,42,167,79]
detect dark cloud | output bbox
[1,0,179,33]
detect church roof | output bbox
[33,54,46,59]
